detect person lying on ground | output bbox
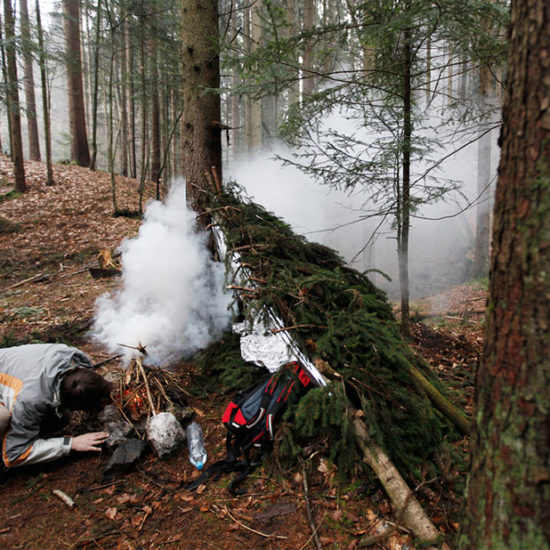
[0,343,111,469]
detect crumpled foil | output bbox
[233,318,293,372]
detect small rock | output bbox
[98,404,123,424]
[103,438,148,478]
[105,421,133,449]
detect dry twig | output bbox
[301,460,324,550]
[223,505,287,540]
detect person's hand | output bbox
[70,432,109,452]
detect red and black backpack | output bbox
[188,361,312,495]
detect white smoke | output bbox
[92,181,232,365]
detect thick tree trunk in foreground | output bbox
[63,0,90,167]
[3,0,26,192]
[181,0,222,212]
[19,0,41,161]
[459,1,550,547]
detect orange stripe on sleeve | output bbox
[0,373,25,467]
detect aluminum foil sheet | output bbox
[212,223,326,385]
[233,319,294,372]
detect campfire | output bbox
[98,355,193,475]
[115,358,187,420]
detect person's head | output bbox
[60,368,112,412]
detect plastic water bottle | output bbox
[186,421,207,470]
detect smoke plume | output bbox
[92,182,232,365]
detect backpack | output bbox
[187,361,312,495]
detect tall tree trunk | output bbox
[398,28,412,337]
[0,14,13,159]
[229,1,241,159]
[472,64,494,279]
[3,0,26,192]
[302,0,315,98]
[247,0,262,151]
[89,0,102,171]
[19,0,41,161]
[472,128,492,279]
[459,0,550,547]
[106,20,118,213]
[119,18,129,177]
[181,0,222,213]
[35,0,53,185]
[286,0,299,107]
[150,38,161,185]
[63,0,91,167]
[127,24,137,178]
[138,5,148,212]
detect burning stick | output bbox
[136,357,157,416]
[117,342,148,356]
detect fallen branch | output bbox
[316,361,449,549]
[359,525,397,547]
[1,273,50,291]
[138,506,152,531]
[301,461,324,550]
[87,480,125,492]
[52,489,75,508]
[70,529,118,550]
[224,505,287,540]
[409,364,471,435]
[352,414,449,549]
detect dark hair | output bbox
[60,368,112,411]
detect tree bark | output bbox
[19,0,41,161]
[459,0,550,547]
[181,0,222,213]
[63,0,91,167]
[3,0,26,192]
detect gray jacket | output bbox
[0,343,93,468]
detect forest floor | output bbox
[0,155,486,549]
